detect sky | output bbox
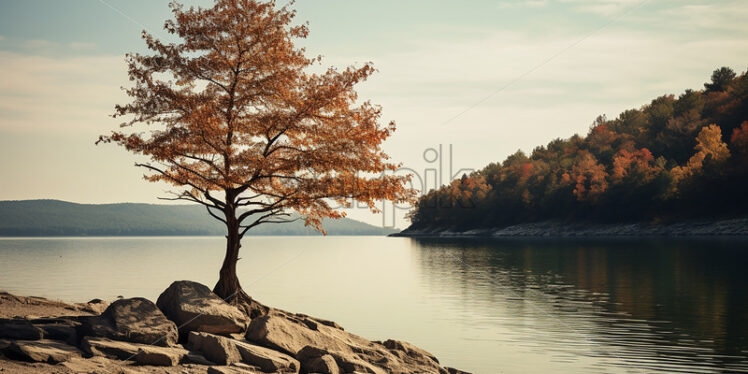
[1,0,747,228]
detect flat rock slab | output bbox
[246,314,358,356]
[234,339,299,373]
[247,313,450,374]
[60,356,121,373]
[134,345,190,366]
[82,336,147,360]
[3,339,81,364]
[207,365,258,374]
[0,317,80,346]
[0,319,44,340]
[188,331,242,365]
[188,331,299,373]
[157,281,248,336]
[296,345,381,374]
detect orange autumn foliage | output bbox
[99,0,413,231]
[409,67,748,230]
[97,0,414,300]
[446,175,491,208]
[671,124,731,182]
[611,148,655,181]
[571,152,609,201]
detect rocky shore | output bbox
[392,217,748,238]
[0,282,468,374]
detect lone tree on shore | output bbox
[98,0,413,314]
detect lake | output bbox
[1,236,747,373]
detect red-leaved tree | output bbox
[98,0,413,313]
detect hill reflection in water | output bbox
[409,238,748,373]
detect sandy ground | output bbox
[0,292,98,319]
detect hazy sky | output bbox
[1,0,747,227]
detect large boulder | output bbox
[157,281,248,336]
[79,297,178,347]
[246,312,449,374]
[3,339,81,364]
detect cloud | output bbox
[317,20,748,194]
[0,51,126,134]
[660,2,748,32]
[1,38,99,54]
[22,39,58,50]
[342,29,743,108]
[69,42,97,50]
[497,0,645,15]
[570,0,643,15]
[498,0,548,9]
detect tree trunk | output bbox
[213,218,243,300]
[212,203,269,318]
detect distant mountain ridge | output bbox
[0,200,397,236]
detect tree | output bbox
[571,152,608,201]
[670,124,730,183]
[611,148,655,182]
[704,67,736,92]
[731,121,748,153]
[98,0,413,313]
[694,124,731,163]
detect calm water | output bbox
[1,236,747,373]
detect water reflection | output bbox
[410,238,748,373]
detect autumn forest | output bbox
[409,67,748,230]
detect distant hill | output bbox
[407,67,748,233]
[0,200,397,236]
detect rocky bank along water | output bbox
[0,281,469,374]
[392,217,748,238]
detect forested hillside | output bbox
[408,67,748,230]
[0,200,396,236]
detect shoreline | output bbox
[0,284,468,374]
[391,217,748,238]
[0,234,392,240]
